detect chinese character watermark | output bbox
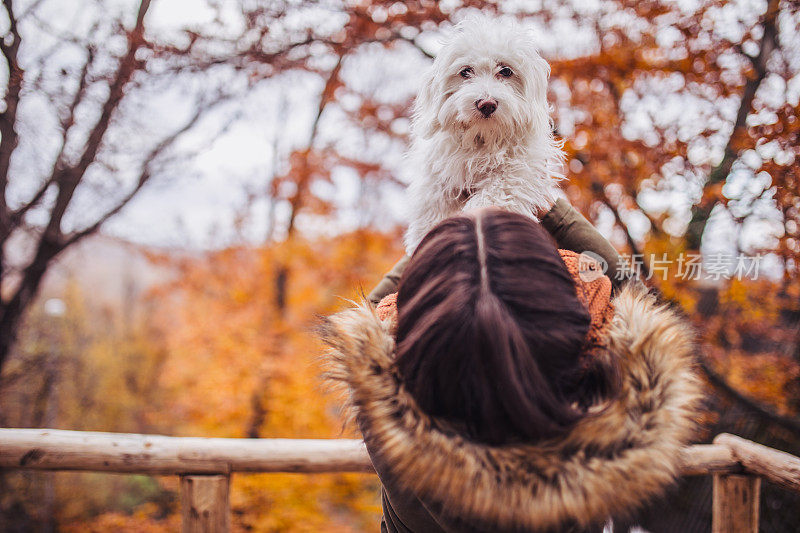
[580,252,765,281]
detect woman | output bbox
[322,201,703,532]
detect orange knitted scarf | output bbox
[375,249,614,356]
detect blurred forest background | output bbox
[0,0,798,531]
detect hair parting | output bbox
[475,213,489,293]
[395,209,613,446]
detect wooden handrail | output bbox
[714,433,800,492]
[1,429,798,533]
[0,429,798,484]
[0,429,372,474]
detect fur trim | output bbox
[320,283,704,530]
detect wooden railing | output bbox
[1,429,799,532]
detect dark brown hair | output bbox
[395,209,599,445]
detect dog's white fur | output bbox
[404,17,565,254]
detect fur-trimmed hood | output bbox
[321,283,704,531]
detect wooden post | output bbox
[712,473,761,533]
[181,474,230,533]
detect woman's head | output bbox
[395,209,599,445]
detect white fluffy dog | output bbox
[404,17,564,254]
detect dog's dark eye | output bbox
[459,67,473,79]
[498,66,513,78]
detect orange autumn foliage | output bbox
[138,231,402,530]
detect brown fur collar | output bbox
[321,283,704,530]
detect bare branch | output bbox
[285,52,345,235]
[685,0,780,250]
[151,35,321,77]
[62,94,230,248]
[0,0,23,223]
[59,47,96,135]
[45,1,151,243]
[151,25,418,81]
[0,0,154,370]
[310,53,343,143]
[9,48,96,228]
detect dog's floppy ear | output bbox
[517,45,552,133]
[411,65,441,139]
[516,39,550,106]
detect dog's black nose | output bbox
[476,98,497,117]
